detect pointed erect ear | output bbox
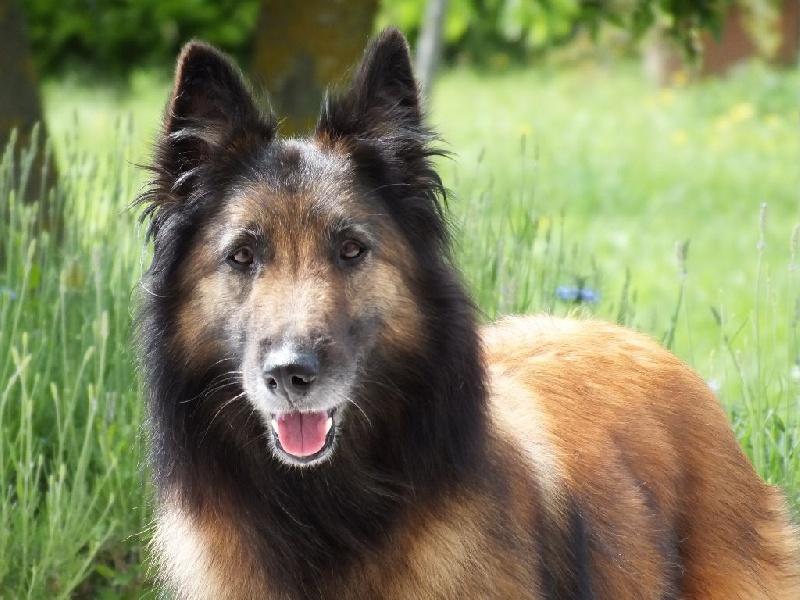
[316,28,422,141]
[156,41,275,194]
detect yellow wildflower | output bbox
[727,102,754,123]
[671,70,688,88]
[517,123,533,137]
[671,130,688,146]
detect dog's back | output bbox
[486,316,799,598]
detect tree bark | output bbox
[252,0,378,135]
[0,0,57,208]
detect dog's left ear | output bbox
[316,28,422,141]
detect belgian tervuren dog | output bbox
[136,28,799,599]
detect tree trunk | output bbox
[252,0,378,135]
[0,0,57,210]
[415,0,449,102]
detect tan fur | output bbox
[345,494,542,598]
[154,501,273,600]
[483,315,799,598]
[172,161,425,364]
[160,314,798,598]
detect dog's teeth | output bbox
[270,418,278,433]
[325,416,333,434]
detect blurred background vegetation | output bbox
[1,0,799,597]
[6,0,796,196]
[14,0,794,76]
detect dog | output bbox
[136,28,799,599]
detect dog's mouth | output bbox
[269,408,337,465]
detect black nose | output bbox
[262,350,319,401]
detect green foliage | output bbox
[20,0,743,76]
[379,0,739,64]
[21,0,259,76]
[0,119,152,597]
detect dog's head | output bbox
[140,29,449,467]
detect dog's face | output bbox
[174,142,425,466]
[144,30,445,467]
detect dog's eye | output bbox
[339,240,365,262]
[228,246,254,269]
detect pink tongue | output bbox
[275,411,329,457]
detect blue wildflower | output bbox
[556,285,600,304]
[0,286,18,301]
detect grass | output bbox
[0,58,797,596]
[1,123,151,596]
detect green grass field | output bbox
[1,59,798,596]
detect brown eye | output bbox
[339,240,364,262]
[229,246,254,269]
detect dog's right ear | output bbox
[316,28,422,143]
[155,41,275,201]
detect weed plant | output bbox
[1,123,152,597]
